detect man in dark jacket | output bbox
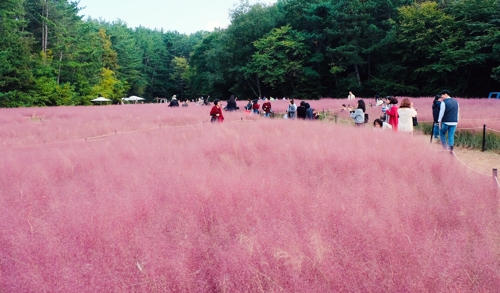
[297,101,306,119]
[432,95,443,139]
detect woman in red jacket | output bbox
[210,99,224,123]
[383,97,399,131]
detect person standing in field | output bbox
[287,99,297,119]
[382,97,399,131]
[348,99,366,126]
[210,99,224,123]
[262,98,272,117]
[397,98,417,133]
[347,91,355,100]
[432,94,443,139]
[438,90,459,153]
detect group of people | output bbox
[210,91,459,153]
[345,90,459,153]
[210,97,319,123]
[343,96,417,132]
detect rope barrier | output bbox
[486,127,500,133]
[4,118,263,149]
[451,151,491,177]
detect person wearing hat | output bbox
[438,90,459,153]
[210,99,224,123]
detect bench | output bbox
[488,92,500,99]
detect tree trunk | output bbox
[43,0,48,54]
[255,74,262,98]
[57,51,63,85]
[354,64,361,87]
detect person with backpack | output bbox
[398,98,417,133]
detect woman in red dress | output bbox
[210,99,224,123]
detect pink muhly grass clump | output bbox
[1,107,500,292]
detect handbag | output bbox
[412,116,418,126]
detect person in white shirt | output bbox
[398,98,417,133]
[347,91,355,100]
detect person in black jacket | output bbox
[432,95,443,139]
[225,95,238,111]
[297,101,306,119]
[168,95,179,107]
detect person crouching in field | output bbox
[398,98,417,134]
[373,118,392,130]
[210,99,224,123]
[348,99,366,126]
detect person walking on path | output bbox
[438,90,459,153]
[210,99,224,123]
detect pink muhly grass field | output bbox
[1,105,500,292]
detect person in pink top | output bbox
[382,97,399,131]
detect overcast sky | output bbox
[77,0,277,34]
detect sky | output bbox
[77,0,277,35]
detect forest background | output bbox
[1,0,500,107]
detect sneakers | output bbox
[450,146,454,154]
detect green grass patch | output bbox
[417,122,500,153]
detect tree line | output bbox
[1,0,499,107]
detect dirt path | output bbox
[421,133,500,176]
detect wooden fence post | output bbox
[482,124,486,152]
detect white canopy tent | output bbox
[91,97,111,105]
[127,96,145,103]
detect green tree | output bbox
[244,25,309,96]
[0,0,36,107]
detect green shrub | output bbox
[417,122,500,153]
